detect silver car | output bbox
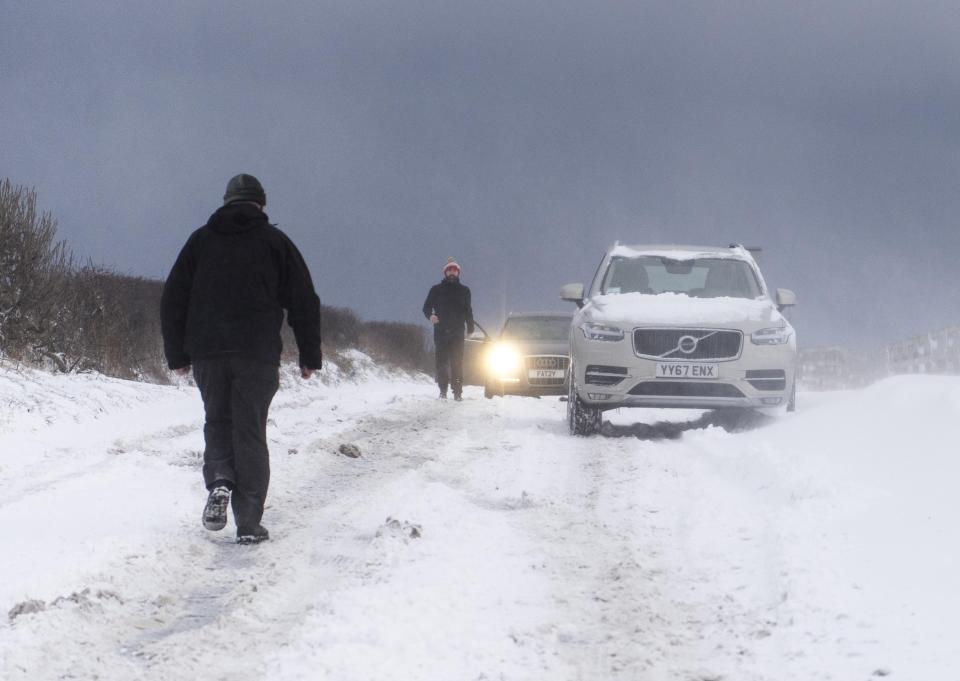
[561,244,798,435]
[483,312,573,398]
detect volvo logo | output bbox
[678,335,699,354]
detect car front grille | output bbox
[525,355,569,386]
[628,381,745,398]
[633,328,742,361]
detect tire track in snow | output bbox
[1,386,438,680]
[113,393,455,678]
[452,405,795,681]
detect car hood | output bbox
[499,338,570,356]
[584,292,788,328]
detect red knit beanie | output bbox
[443,258,461,276]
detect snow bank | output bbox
[665,376,960,678]
[297,348,431,389]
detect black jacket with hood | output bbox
[160,203,322,370]
[422,277,475,343]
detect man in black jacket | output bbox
[160,174,321,544]
[422,258,475,400]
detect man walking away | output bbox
[161,174,322,544]
[422,257,475,401]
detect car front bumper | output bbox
[490,376,569,397]
[572,336,797,410]
[488,353,570,397]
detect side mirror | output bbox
[560,283,585,308]
[776,288,797,311]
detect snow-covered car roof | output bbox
[609,244,755,262]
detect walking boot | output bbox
[202,486,231,531]
[236,524,270,544]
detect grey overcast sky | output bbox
[2,1,959,348]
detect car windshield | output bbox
[600,256,762,299]
[501,317,571,341]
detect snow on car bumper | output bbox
[572,339,796,410]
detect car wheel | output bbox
[567,364,601,436]
[786,380,797,412]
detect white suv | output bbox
[561,244,797,435]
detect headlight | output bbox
[751,326,792,345]
[486,343,522,376]
[580,322,624,342]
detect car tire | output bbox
[786,380,797,412]
[567,364,601,436]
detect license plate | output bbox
[655,362,719,379]
[530,369,565,379]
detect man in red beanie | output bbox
[422,257,475,400]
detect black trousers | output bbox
[193,357,279,530]
[435,334,464,395]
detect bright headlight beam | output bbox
[486,343,522,375]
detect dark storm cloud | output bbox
[2,1,960,346]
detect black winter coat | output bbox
[422,278,475,343]
[160,203,322,370]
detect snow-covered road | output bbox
[2,358,958,680]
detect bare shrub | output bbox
[323,306,361,348]
[54,267,166,380]
[0,180,73,365]
[281,304,362,365]
[359,320,430,372]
